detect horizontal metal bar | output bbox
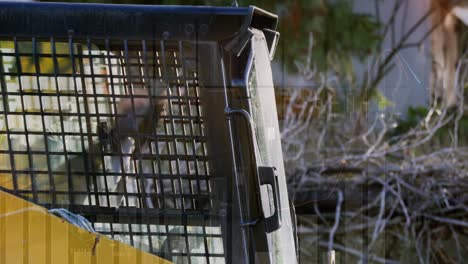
[0,2,249,40]
[12,189,214,199]
[0,131,207,141]
[0,170,218,180]
[0,150,209,161]
[96,230,222,238]
[43,204,223,226]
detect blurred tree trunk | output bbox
[430,0,460,107]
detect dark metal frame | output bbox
[0,2,295,264]
[0,2,277,41]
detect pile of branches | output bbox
[280,44,468,264]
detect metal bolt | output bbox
[185,24,194,35]
[219,209,226,217]
[199,24,208,35]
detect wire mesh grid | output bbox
[0,37,225,263]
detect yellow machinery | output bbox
[0,190,172,264]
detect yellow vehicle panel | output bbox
[0,190,172,264]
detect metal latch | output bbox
[258,166,282,233]
[261,29,280,60]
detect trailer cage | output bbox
[0,2,297,264]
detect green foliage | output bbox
[389,106,429,138]
[277,0,382,73]
[375,91,394,110]
[321,1,381,64]
[389,106,468,146]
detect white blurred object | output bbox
[452,5,468,25]
[107,137,135,207]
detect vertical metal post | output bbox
[221,28,297,263]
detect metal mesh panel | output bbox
[0,37,224,263]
